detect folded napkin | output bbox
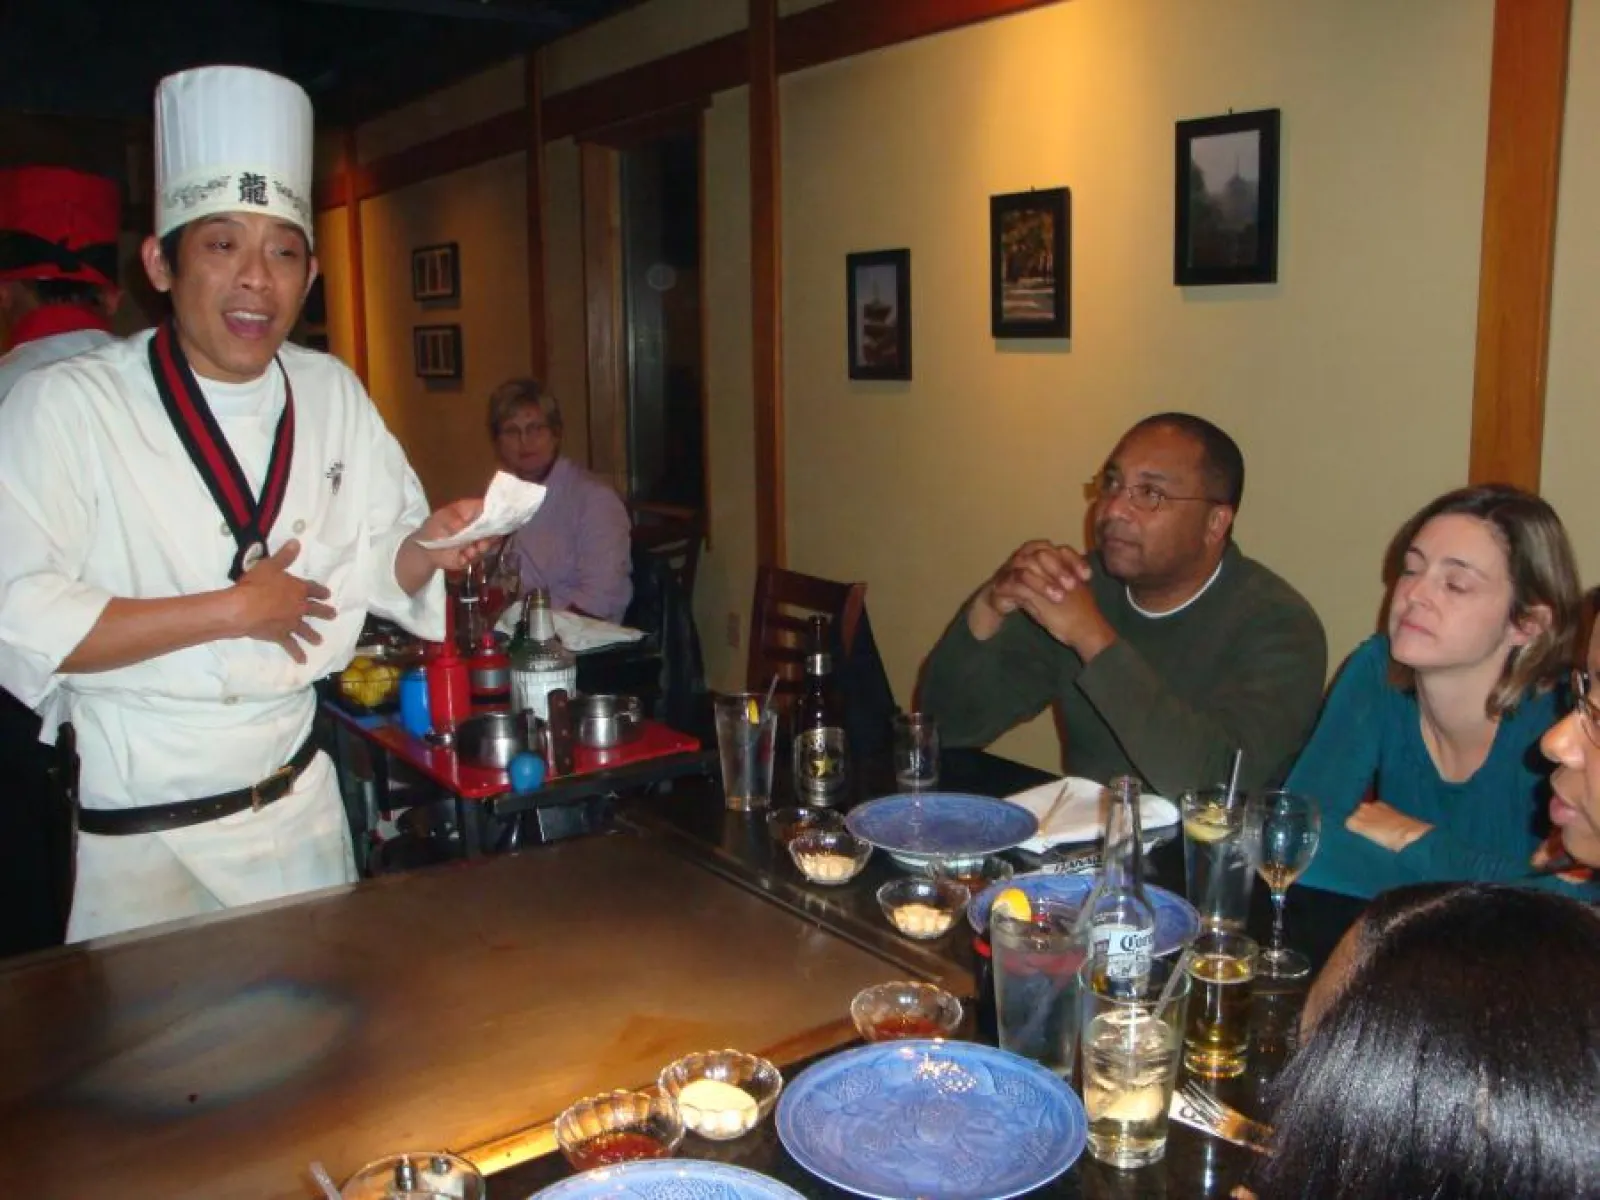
[416,471,547,550]
[493,605,646,652]
[1006,776,1179,854]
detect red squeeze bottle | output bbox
[427,595,471,734]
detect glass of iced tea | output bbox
[1183,930,1257,1079]
[555,1089,684,1171]
[1078,957,1190,1169]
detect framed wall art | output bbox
[990,187,1070,339]
[413,324,463,380]
[1174,108,1280,286]
[411,242,460,301]
[846,248,912,381]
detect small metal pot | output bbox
[575,694,643,749]
[455,710,536,768]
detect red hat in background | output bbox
[0,166,121,289]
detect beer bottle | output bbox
[792,614,848,803]
[1077,775,1157,995]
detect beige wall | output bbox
[777,0,1494,768]
[360,153,530,504]
[543,0,745,96]
[312,209,355,371]
[1543,0,1600,585]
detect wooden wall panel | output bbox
[1469,0,1571,489]
[750,0,785,568]
[525,52,549,380]
[580,142,627,492]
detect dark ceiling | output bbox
[0,0,640,129]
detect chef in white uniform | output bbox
[0,65,491,943]
[0,165,123,402]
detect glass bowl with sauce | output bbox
[657,1048,784,1140]
[554,1089,684,1171]
[766,806,846,846]
[850,981,966,1042]
[926,854,1015,894]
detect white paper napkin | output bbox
[492,605,646,653]
[1006,776,1179,853]
[416,471,547,550]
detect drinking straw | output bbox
[1224,748,1243,804]
[1154,946,1197,1024]
[761,672,779,722]
[309,1162,341,1200]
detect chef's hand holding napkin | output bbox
[1007,776,1179,854]
[417,471,547,550]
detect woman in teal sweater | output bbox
[1288,485,1595,900]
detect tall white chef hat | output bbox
[154,65,315,247]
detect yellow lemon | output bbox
[990,887,1032,922]
[746,697,761,724]
[1183,811,1233,844]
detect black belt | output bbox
[77,739,319,837]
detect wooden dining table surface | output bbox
[0,831,963,1200]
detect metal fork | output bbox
[1171,1083,1274,1155]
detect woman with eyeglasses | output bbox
[1539,596,1600,869]
[1284,485,1595,900]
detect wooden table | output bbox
[0,834,959,1200]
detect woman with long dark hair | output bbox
[1250,883,1600,1200]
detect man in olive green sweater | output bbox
[921,413,1326,797]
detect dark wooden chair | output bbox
[746,565,866,714]
[627,502,703,604]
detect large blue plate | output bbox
[966,869,1200,952]
[527,1159,805,1199]
[776,1040,1085,1200]
[845,793,1039,859]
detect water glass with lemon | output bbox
[1178,787,1254,931]
[988,888,1087,1078]
[712,692,779,811]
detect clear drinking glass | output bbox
[1078,957,1190,1169]
[1182,930,1257,1079]
[990,898,1086,1077]
[1243,790,1321,980]
[1179,786,1255,931]
[892,711,940,789]
[713,692,778,811]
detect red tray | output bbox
[364,717,701,801]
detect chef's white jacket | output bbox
[0,332,446,941]
[0,327,114,404]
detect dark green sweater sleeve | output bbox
[920,605,1073,747]
[1076,599,1327,797]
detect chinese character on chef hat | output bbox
[0,166,121,287]
[154,65,314,248]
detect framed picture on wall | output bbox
[411,242,460,301]
[990,188,1070,339]
[1174,108,1280,286]
[413,324,463,380]
[846,248,912,381]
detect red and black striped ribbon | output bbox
[147,319,296,581]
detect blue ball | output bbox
[508,751,546,793]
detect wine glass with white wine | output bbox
[1244,791,1321,980]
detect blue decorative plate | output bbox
[845,793,1039,860]
[527,1159,806,1199]
[776,1040,1085,1200]
[966,869,1200,952]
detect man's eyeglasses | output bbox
[1087,474,1222,514]
[1571,669,1600,749]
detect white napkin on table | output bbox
[416,471,547,549]
[492,606,646,653]
[1006,776,1179,853]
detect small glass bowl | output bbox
[554,1089,684,1170]
[850,981,965,1043]
[927,855,1015,893]
[766,806,846,846]
[657,1048,784,1141]
[788,830,873,886]
[876,877,970,940]
[340,1152,484,1200]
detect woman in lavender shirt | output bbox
[490,378,632,623]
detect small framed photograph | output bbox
[1174,108,1281,286]
[413,324,463,380]
[990,188,1070,339]
[411,242,460,301]
[846,249,912,381]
